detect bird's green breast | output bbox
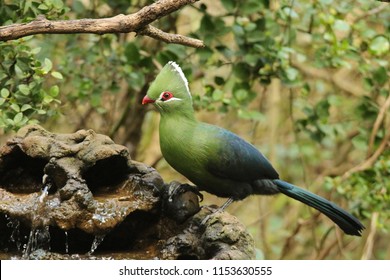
[159,115,215,185]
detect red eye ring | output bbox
[161,91,173,101]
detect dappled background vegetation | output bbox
[0,0,389,259]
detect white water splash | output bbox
[64,231,69,254]
[88,234,106,255]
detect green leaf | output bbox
[14,64,25,79]
[352,134,368,150]
[316,99,330,118]
[43,95,54,104]
[200,15,214,33]
[0,98,5,106]
[13,112,23,123]
[196,46,213,62]
[1,88,10,98]
[238,109,264,121]
[221,0,235,12]
[372,67,388,86]
[51,0,64,9]
[281,6,299,20]
[233,62,251,80]
[244,54,259,67]
[124,43,140,63]
[333,19,350,32]
[51,71,63,79]
[49,85,60,97]
[21,104,33,112]
[10,103,20,112]
[328,95,342,106]
[212,89,224,101]
[91,94,101,107]
[23,0,32,14]
[31,47,42,55]
[284,67,299,81]
[369,36,390,56]
[72,0,85,13]
[234,89,248,101]
[18,84,30,95]
[38,3,49,10]
[241,0,264,15]
[42,58,53,73]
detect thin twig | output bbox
[367,94,390,157]
[361,212,379,260]
[138,25,204,48]
[292,60,367,97]
[316,238,338,259]
[354,3,389,23]
[342,129,390,179]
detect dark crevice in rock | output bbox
[48,227,90,254]
[0,146,47,193]
[93,210,160,253]
[83,155,129,193]
[177,254,199,260]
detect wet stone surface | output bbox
[0,125,254,260]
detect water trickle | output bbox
[6,217,21,251]
[64,231,69,254]
[88,234,106,255]
[22,226,51,259]
[39,174,52,203]
[22,174,53,259]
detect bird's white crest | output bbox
[168,61,192,99]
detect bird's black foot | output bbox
[200,197,235,226]
[167,182,203,202]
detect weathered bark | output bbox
[0,0,204,48]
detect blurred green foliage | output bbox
[326,151,390,232]
[0,0,389,259]
[0,38,62,130]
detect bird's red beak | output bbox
[142,96,155,105]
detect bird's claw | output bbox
[199,197,235,226]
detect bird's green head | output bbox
[142,61,193,116]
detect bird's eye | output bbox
[160,91,173,101]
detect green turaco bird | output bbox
[142,61,364,236]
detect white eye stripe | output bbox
[162,97,182,102]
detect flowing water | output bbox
[21,175,52,259]
[88,234,106,255]
[64,231,69,254]
[7,216,22,251]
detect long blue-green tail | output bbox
[274,179,364,236]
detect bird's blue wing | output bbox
[205,126,279,182]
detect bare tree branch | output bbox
[0,0,204,48]
[292,59,368,97]
[367,94,390,157]
[361,212,379,260]
[138,25,204,48]
[342,128,390,180]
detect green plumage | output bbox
[143,61,364,236]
